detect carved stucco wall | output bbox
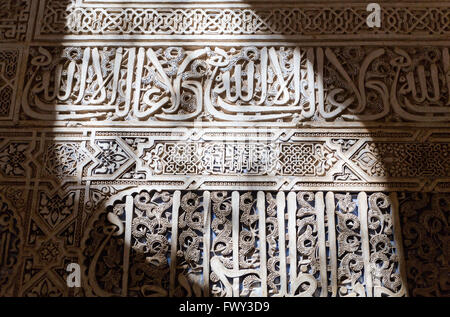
[0,0,448,297]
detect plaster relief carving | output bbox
[80,190,408,297]
[20,46,450,125]
[36,1,450,41]
[0,0,448,298]
[0,0,31,42]
[0,194,22,296]
[0,49,20,120]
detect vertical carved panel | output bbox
[367,193,406,297]
[128,190,173,297]
[82,189,410,297]
[399,193,449,297]
[287,192,325,296]
[175,191,205,297]
[82,197,126,296]
[209,191,233,297]
[265,192,282,296]
[0,195,22,296]
[334,192,366,296]
[238,192,260,296]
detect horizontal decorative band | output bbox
[0,128,448,192]
[17,46,450,126]
[36,1,450,41]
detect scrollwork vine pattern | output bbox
[81,190,409,297]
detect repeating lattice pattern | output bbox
[37,1,450,39]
